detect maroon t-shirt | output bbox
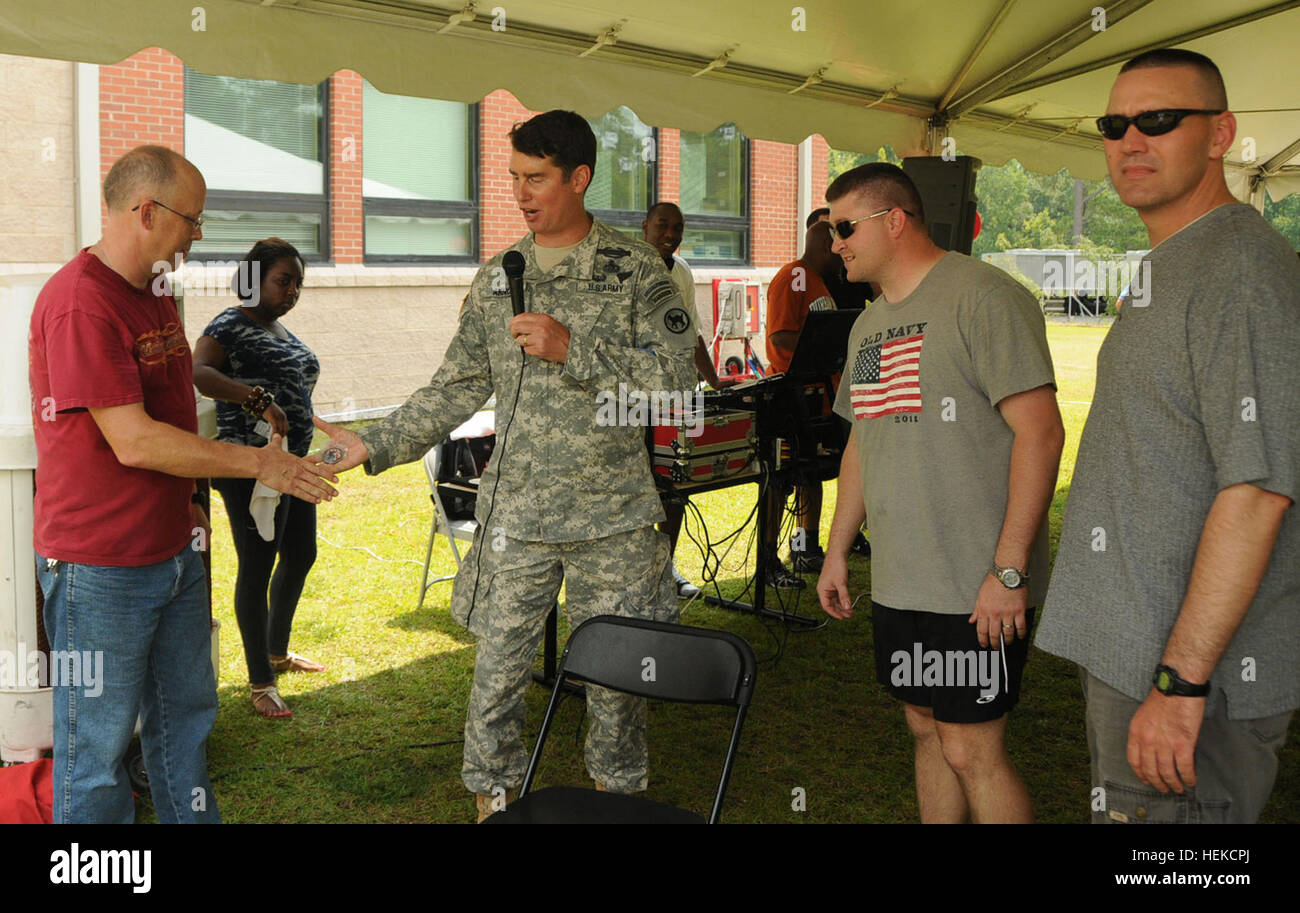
[29,249,197,566]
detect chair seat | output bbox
[446,518,478,538]
[483,786,705,824]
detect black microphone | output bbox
[502,250,526,317]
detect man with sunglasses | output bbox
[28,145,337,822]
[808,206,876,310]
[1036,49,1300,824]
[817,162,1063,823]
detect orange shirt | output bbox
[764,260,835,374]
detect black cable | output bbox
[673,409,831,664]
[464,344,527,628]
[680,467,797,665]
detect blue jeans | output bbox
[36,546,220,824]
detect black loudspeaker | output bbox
[902,155,981,254]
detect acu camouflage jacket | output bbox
[358,217,697,542]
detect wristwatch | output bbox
[1153,664,1209,697]
[990,563,1028,589]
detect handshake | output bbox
[251,416,370,505]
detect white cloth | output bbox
[670,255,706,345]
[449,409,496,440]
[249,436,287,541]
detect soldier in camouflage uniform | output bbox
[314,111,696,820]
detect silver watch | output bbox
[991,563,1028,589]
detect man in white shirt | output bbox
[642,201,733,598]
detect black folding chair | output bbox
[484,615,757,824]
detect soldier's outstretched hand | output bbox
[310,415,370,472]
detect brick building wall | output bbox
[98,48,184,227]
[0,54,75,265]
[479,89,538,258]
[749,139,797,267]
[34,49,826,410]
[656,127,680,204]
[94,54,808,273]
[329,71,364,264]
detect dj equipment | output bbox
[651,409,757,484]
[649,307,862,627]
[707,376,842,480]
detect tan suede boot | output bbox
[594,780,646,797]
[475,788,517,823]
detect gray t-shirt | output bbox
[1036,204,1300,719]
[832,252,1057,614]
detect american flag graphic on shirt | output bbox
[849,332,924,419]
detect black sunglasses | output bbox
[831,207,916,240]
[1095,108,1225,141]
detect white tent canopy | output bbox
[2,0,1298,199]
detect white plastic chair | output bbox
[417,408,495,608]
[417,442,481,608]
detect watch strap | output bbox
[1153,664,1209,697]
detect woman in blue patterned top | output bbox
[193,238,323,719]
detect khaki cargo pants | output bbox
[451,525,678,796]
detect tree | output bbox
[1264,191,1300,249]
[828,145,900,184]
[971,159,1146,256]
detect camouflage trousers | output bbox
[450,525,679,796]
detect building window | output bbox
[363,81,478,262]
[183,68,328,260]
[678,124,749,265]
[586,107,656,233]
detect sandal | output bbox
[269,652,326,674]
[251,684,292,719]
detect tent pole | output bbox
[797,138,812,256]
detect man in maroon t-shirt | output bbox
[29,145,337,824]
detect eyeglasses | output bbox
[831,207,914,240]
[1095,109,1225,141]
[132,199,205,229]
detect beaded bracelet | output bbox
[241,385,274,417]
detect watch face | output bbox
[1156,670,1172,693]
[1002,569,1022,588]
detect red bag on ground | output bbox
[0,758,53,823]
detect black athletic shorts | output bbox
[872,601,1036,723]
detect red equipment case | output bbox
[651,409,757,484]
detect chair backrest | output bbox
[422,443,443,491]
[562,615,754,706]
[423,444,456,527]
[522,615,757,823]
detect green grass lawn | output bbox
[182,321,1298,823]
